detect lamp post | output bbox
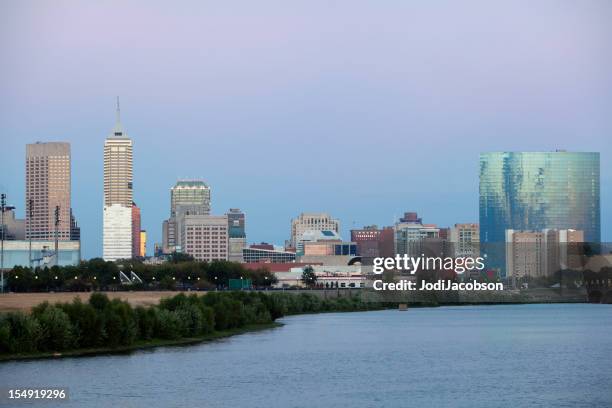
[1,193,16,294]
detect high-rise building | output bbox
[180,214,228,262]
[227,208,245,238]
[25,142,72,241]
[505,228,585,278]
[132,202,141,258]
[103,99,134,261]
[171,180,210,216]
[480,151,600,275]
[227,209,246,262]
[162,179,211,254]
[505,230,545,278]
[290,212,340,249]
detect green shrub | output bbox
[155,309,184,340]
[3,312,42,353]
[135,306,157,340]
[174,303,204,337]
[0,315,12,353]
[35,306,74,351]
[104,300,138,347]
[89,292,110,310]
[58,298,105,348]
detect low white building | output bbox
[273,265,365,288]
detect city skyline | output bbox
[1,1,611,258]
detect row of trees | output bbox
[0,292,383,355]
[6,257,277,292]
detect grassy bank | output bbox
[0,322,281,362]
[0,291,384,362]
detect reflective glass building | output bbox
[479,151,600,275]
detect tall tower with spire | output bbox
[103,97,134,261]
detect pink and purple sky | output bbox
[1,0,611,258]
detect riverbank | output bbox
[0,322,281,363]
[0,292,383,362]
[0,287,595,314]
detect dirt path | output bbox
[0,291,195,312]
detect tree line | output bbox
[6,255,277,292]
[0,291,384,356]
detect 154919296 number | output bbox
[7,388,68,399]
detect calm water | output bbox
[2,304,612,408]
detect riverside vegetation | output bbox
[0,292,384,360]
[6,255,278,292]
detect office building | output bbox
[180,214,228,262]
[103,100,133,261]
[69,209,80,241]
[505,228,585,278]
[290,212,340,249]
[394,212,440,256]
[0,210,25,241]
[171,180,211,216]
[228,237,247,263]
[163,179,211,254]
[295,229,342,254]
[226,209,246,262]
[227,208,245,238]
[450,223,480,258]
[505,230,545,278]
[480,151,600,275]
[132,202,141,258]
[302,237,356,256]
[103,204,132,261]
[25,142,72,241]
[351,225,395,260]
[243,245,297,263]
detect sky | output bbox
[1,0,611,259]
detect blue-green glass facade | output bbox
[479,151,600,275]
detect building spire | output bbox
[116,96,121,125]
[111,96,126,137]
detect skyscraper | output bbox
[25,142,72,241]
[170,180,210,216]
[103,99,134,261]
[162,179,211,254]
[480,151,600,275]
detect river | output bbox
[2,304,611,407]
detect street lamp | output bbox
[1,193,16,294]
